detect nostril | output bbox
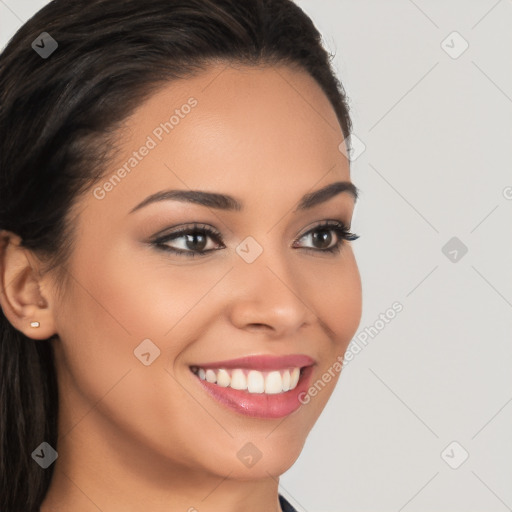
[248,323,277,333]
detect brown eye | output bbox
[293,220,359,254]
[310,229,335,250]
[152,223,224,258]
[182,231,208,251]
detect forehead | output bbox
[91,62,351,213]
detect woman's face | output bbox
[49,62,362,489]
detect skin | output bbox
[0,62,362,511]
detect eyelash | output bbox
[151,220,359,258]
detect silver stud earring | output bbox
[30,321,40,328]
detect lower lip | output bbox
[192,366,314,419]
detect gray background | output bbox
[1,1,511,511]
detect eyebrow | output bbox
[128,180,359,214]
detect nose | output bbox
[226,247,315,337]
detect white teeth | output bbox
[247,370,265,393]
[216,369,230,387]
[230,369,247,390]
[193,366,303,394]
[265,371,283,394]
[282,370,291,392]
[290,368,300,389]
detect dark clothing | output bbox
[279,494,298,512]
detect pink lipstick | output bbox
[190,354,315,418]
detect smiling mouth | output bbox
[190,366,305,395]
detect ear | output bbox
[0,230,57,340]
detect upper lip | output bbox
[191,354,316,371]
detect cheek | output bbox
[71,241,225,341]
[53,257,220,465]
[308,249,362,347]
[289,250,361,416]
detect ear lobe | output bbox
[0,231,57,340]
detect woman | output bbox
[0,0,362,510]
